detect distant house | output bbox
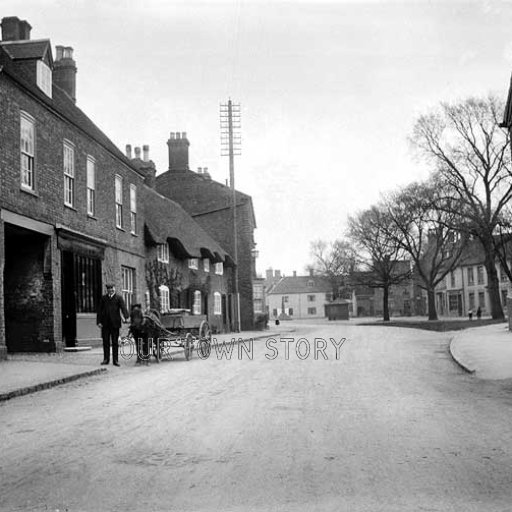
[266,271,332,319]
[434,239,510,318]
[349,261,422,317]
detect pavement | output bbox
[449,321,512,379]
[0,327,289,402]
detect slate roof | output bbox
[0,44,141,179]
[267,275,332,295]
[1,39,52,63]
[143,186,232,265]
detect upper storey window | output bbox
[36,60,52,98]
[20,112,35,191]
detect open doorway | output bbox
[4,224,54,352]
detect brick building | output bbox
[132,151,234,333]
[155,133,257,330]
[0,17,235,357]
[0,17,150,356]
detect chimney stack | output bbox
[127,143,156,188]
[54,46,77,102]
[275,270,281,279]
[293,271,297,277]
[1,17,31,41]
[167,131,190,172]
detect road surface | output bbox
[1,322,512,511]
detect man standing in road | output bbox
[97,283,129,366]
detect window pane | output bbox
[115,176,123,203]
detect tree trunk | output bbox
[383,285,390,322]
[483,247,504,320]
[427,288,438,321]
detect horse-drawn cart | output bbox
[121,308,212,363]
[155,309,212,361]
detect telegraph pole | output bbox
[220,100,241,332]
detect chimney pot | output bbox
[125,144,132,159]
[19,20,31,40]
[53,45,77,102]
[182,132,187,139]
[143,145,149,162]
[176,133,181,140]
[134,147,141,159]
[293,271,297,277]
[1,17,31,41]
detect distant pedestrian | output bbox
[476,306,482,320]
[97,283,129,366]
[468,309,473,321]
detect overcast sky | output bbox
[5,0,512,276]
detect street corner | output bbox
[449,322,512,380]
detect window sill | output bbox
[87,214,98,220]
[64,204,77,212]
[131,232,138,237]
[116,226,125,232]
[20,186,38,197]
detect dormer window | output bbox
[36,60,52,98]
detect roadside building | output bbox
[0,17,148,356]
[0,17,237,359]
[155,133,257,331]
[266,271,332,320]
[131,151,234,333]
[434,239,510,318]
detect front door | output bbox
[61,250,77,347]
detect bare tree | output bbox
[411,95,511,319]
[384,180,468,320]
[348,206,411,321]
[309,239,357,299]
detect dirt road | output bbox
[2,322,512,511]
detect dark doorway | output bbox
[4,224,53,352]
[61,250,77,347]
[61,251,101,347]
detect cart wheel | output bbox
[199,320,212,342]
[198,321,212,359]
[184,333,193,361]
[152,338,161,363]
